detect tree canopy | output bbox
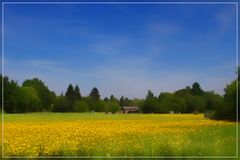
[23,78,56,111]
[1,74,237,121]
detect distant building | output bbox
[122,106,139,114]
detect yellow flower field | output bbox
[2,113,237,157]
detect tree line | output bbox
[0,76,122,114]
[0,73,238,121]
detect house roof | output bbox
[122,106,139,110]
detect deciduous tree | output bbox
[23,78,56,111]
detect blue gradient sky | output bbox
[3,3,237,98]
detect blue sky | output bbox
[3,3,237,98]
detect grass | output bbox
[3,112,200,122]
[1,113,239,158]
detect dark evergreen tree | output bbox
[65,84,76,111]
[89,87,100,100]
[110,94,114,101]
[104,97,109,102]
[146,90,154,99]
[74,85,82,100]
[65,84,75,99]
[119,96,124,107]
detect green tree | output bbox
[17,86,41,113]
[110,94,119,104]
[215,80,238,120]
[142,98,159,113]
[0,75,20,113]
[52,96,69,112]
[142,90,159,113]
[169,96,186,113]
[174,86,192,97]
[158,92,172,101]
[192,82,203,96]
[131,98,144,107]
[95,100,107,112]
[159,95,186,113]
[22,78,56,111]
[185,95,206,113]
[75,100,89,112]
[106,101,120,113]
[204,91,223,111]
